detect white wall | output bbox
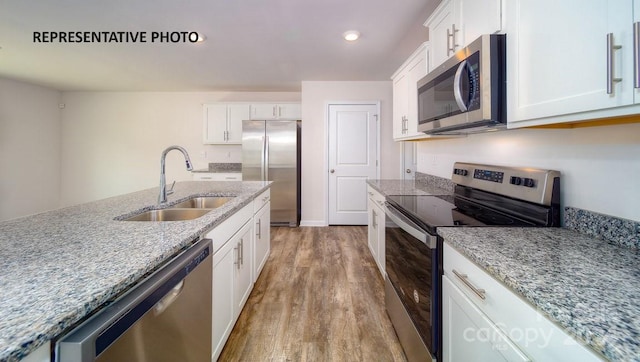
[0,78,62,221]
[60,91,300,206]
[300,81,398,226]
[416,123,640,222]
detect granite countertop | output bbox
[366,179,453,196]
[439,227,640,361]
[0,181,270,361]
[192,162,242,173]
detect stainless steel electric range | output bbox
[384,162,561,362]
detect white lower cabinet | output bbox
[209,190,271,361]
[443,242,603,362]
[208,203,254,360]
[443,276,530,361]
[367,186,385,277]
[253,190,271,282]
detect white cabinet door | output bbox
[426,0,457,69]
[212,235,236,359]
[392,70,409,139]
[426,0,502,70]
[458,0,502,45]
[227,104,250,143]
[406,52,427,137]
[367,186,386,277]
[204,104,228,144]
[251,103,301,120]
[251,103,278,120]
[367,195,379,266]
[277,103,301,120]
[253,201,270,282]
[391,43,428,141]
[442,276,530,362]
[507,0,632,126]
[234,221,253,313]
[203,103,248,144]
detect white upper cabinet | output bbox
[250,103,301,120]
[203,103,249,144]
[425,0,502,69]
[392,43,429,140]
[506,0,636,127]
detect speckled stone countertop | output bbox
[439,227,640,361]
[366,179,452,196]
[192,162,242,173]
[0,181,270,362]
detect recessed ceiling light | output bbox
[343,30,360,42]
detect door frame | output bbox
[324,101,381,225]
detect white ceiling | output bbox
[0,0,436,92]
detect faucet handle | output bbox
[167,180,176,195]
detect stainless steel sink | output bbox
[123,208,212,222]
[170,196,235,209]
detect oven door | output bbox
[384,202,440,362]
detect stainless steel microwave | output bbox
[417,34,506,135]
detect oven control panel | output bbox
[473,169,504,183]
[451,162,560,205]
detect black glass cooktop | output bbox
[386,193,542,232]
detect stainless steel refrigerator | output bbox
[242,120,300,226]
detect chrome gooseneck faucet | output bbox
[159,145,193,203]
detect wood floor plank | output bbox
[218,226,407,362]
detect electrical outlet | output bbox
[431,155,437,165]
[200,151,207,159]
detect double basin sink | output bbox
[123,196,235,221]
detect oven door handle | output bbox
[385,202,438,249]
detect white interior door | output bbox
[402,141,417,181]
[328,103,378,225]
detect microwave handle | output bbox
[453,60,469,112]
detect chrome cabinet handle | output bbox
[330,169,335,173]
[234,245,240,269]
[406,169,412,174]
[273,106,277,117]
[447,24,459,55]
[453,269,486,300]
[240,238,244,266]
[453,60,469,112]
[256,219,262,239]
[635,22,640,88]
[607,32,622,94]
[372,209,377,228]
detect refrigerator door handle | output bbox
[265,135,269,180]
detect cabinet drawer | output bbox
[205,203,253,254]
[253,189,270,213]
[192,173,242,181]
[443,242,602,361]
[367,186,385,206]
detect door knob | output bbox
[406,169,412,173]
[330,169,335,173]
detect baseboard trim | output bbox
[299,220,327,227]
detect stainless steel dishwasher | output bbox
[56,238,212,362]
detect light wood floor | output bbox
[218,226,407,362]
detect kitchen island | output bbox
[0,181,270,361]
